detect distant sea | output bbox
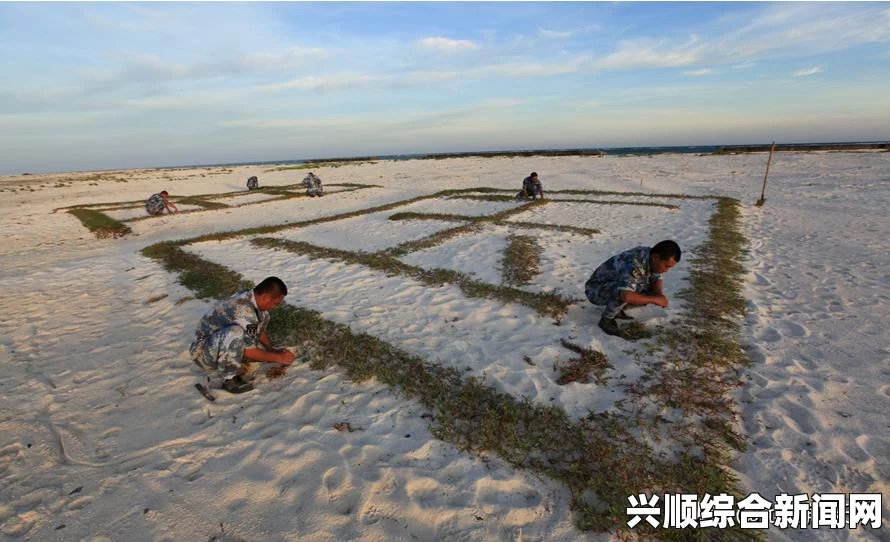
[177,141,890,171]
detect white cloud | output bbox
[596,38,701,70]
[684,68,715,77]
[237,46,330,70]
[539,29,574,40]
[417,36,479,53]
[793,66,823,77]
[258,73,389,93]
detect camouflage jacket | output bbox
[192,289,269,348]
[586,246,662,293]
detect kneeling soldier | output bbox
[190,276,295,394]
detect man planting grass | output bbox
[190,276,295,397]
[584,240,681,337]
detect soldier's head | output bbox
[160,190,169,197]
[530,172,538,182]
[650,240,681,274]
[253,276,288,310]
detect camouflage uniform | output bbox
[516,176,543,200]
[145,193,166,216]
[585,246,662,319]
[303,173,323,196]
[189,289,270,388]
[246,176,259,190]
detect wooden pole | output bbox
[756,141,775,206]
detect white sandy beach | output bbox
[0,152,888,541]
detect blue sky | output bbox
[1,2,889,174]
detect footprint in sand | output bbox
[759,327,782,342]
[752,272,772,286]
[778,399,819,435]
[779,321,809,338]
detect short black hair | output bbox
[530,172,538,177]
[254,276,287,297]
[651,240,681,262]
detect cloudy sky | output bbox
[2,2,889,174]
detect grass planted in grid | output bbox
[67,208,132,239]
[251,237,574,320]
[140,186,753,540]
[501,234,542,287]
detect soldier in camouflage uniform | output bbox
[246,176,259,190]
[190,276,295,394]
[145,190,178,216]
[584,240,681,337]
[303,172,324,197]
[516,172,544,201]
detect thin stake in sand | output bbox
[756,141,775,207]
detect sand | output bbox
[0,152,887,541]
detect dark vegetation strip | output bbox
[501,234,542,287]
[251,237,573,320]
[495,221,599,235]
[54,183,380,212]
[453,188,714,200]
[387,214,600,236]
[548,198,680,209]
[67,209,132,239]
[630,198,751,461]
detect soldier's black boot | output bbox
[598,316,621,336]
[615,309,633,320]
[222,374,255,394]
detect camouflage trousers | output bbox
[189,325,247,389]
[585,279,629,320]
[145,200,165,216]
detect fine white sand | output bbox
[0,152,887,541]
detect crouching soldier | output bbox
[190,276,296,395]
[303,172,324,197]
[585,240,681,337]
[145,190,178,216]
[516,172,544,200]
[246,176,259,190]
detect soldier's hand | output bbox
[653,295,669,308]
[276,350,296,365]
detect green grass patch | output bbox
[388,211,482,222]
[67,208,132,239]
[556,339,612,385]
[448,194,517,202]
[547,198,680,209]
[141,242,252,299]
[386,223,482,257]
[501,234,542,287]
[495,221,600,236]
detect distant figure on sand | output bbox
[190,276,296,394]
[303,172,324,197]
[516,172,544,200]
[246,176,259,190]
[145,190,178,216]
[585,240,681,337]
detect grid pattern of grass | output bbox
[136,186,753,539]
[57,183,380,233]
[67,208,132,239]
[501,234,542,287]
[141,190,754,539]
[252,237,573,320]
